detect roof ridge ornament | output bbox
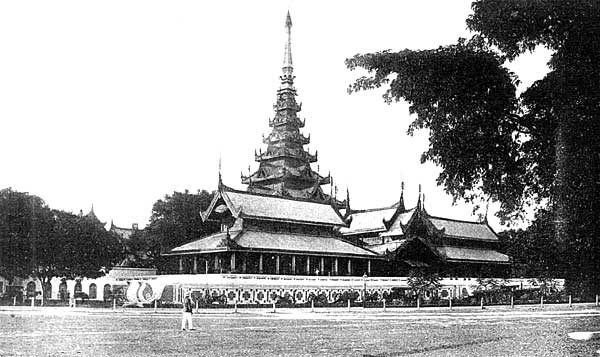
[218,155,223,189]
[283,10,293,69]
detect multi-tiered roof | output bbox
[241,12,330,201]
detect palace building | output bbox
[0,13,526,308]
[165,11,510,279]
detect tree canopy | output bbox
[0,188,124,298]
[131,189,218,270]
[346,0,600,294]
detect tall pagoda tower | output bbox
[241,12,331,201]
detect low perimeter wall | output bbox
[121,274,555,306]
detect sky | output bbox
[0,1,551,231]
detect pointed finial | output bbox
[417,184,422,209]
[484,200,490,223]
[283,11,293,69]
[286,10,292,28]
[218,156,223,187]
[398,181,406,211]
[346,187,351,210]
[330,177,334,197]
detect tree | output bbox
[0,188,124,300]
[407,269,441,307]
[123,228,160,268]
[32,210,123,301]
[0,189,47,284]
[498,209,564,279]
[346,0,600,295]
[145,190,219,269]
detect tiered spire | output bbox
[241,11,331,201]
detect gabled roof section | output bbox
[81,205,106,228]
[366,239,409,255]
[109,221,135,240]
[435,246,510,264]
[427,216,499,242]
[380,208,415,237]
[202,185,346,227]
[168,231,240,254]
[340,193,412,236]
[166,229,380,258]
[339,205,397,236]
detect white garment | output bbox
[181,312,193,330]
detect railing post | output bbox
[272,301,276,313]
[31,297,34,308]
[154,299,158,313]
[510,294,514,309]
[348,299,351,312]
[112,298,116,311]
[13,296,16,306]
[596,294,599,307]
[311,300,314,313]
[449,298,452,311]
[569,295,572,307]
[540,295,544,308]
[195,299,199,313]
[234,300,238,313]
[417,296,420,310]
[480,296,484,310]
[383,299,386,312]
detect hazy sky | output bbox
[0,1,550,230]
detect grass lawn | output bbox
[1,306,599,356]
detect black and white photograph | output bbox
[1,1,599,355]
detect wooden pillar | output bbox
[231,252,236,273]
[367,260,371,275]
[205,259,209,274]
[320,257,324,275]
[178,257,183,273]
[306,256,311,274]
[334,258,339,276]
[259,254,263,274]
[193,256,198,274]
[347,259,352,276]
[291,256,296,275]
[242,255,247,273]
[214,254,219,271]
[275,255,280,274]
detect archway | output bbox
[26,281,36,297]
[103,284,112,301]
[43,282,52,300]
[89,283,97,299]
[59,281,68,300]
[74,281,82,294]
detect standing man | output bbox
[181,291,194,331]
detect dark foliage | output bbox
[346,0,600,295]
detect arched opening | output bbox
[59,281,68,300]
[43,282,52,300]
[74,281,82,294]
[89,283,97,299]
[103,284,112,301]
[26,281,36,297]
